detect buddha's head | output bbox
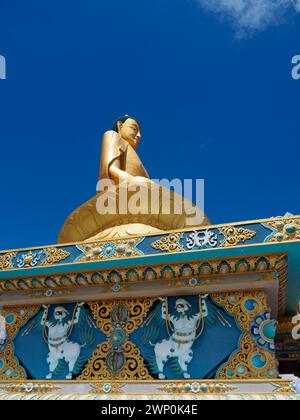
[113,115,141,149]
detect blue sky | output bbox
[0,0,299,250]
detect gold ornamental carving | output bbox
[158,382,237,394]
[0,252,16,271]
[0,306,40,380]
[77,238,143,262]
[41,248,70,266]
[89,382,125,394]
[0,382,61,394]
[213,292,278,380]
[271,381,295,394]
[264,218,300,242]
[80,341,150,381]
[78,299,155,380]
[151,233,184,253]
[219,226,256,247]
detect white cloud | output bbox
[198,0,300,36]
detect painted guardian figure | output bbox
[141,296,231,379]
[155,298,208,379]
[42,305,83,379]
[22,303,97,379]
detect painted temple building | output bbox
[0,116,299,400]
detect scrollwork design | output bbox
[264,218,300,243]
[79,340,151,380]
[213,292,277,379]
[88,301,115,335]
[151,233,184,253]
[41,248,70,266]
[78,238,143,262]
[79,299,155,380]
[213,292,266,330]
[0,252,16,271]
[0,382,61,393]
[0,306,40,380]
[0,254,287,296]
[158,382,237,394]
[124,299,155,334]
[220,227,256,247]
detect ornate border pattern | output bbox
[263,218,300,243]
[219,227,256,247]
[151,233,184,252]
[0,306,40,380]
[0,383,61,393]
[78,299,155,380]
[77,238,144,262]
[0,252,16,270]
[0,253,287,315]
[213,292,278,379]
[0,215,298,273]
[0,292,279,382]
[0,254,286,292]
[158,382,237,394]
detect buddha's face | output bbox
[117,118,141,149]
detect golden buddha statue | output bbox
[58,116,210,243]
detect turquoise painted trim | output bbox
[0,241,299,316]
[0,241,296,280]
[262,223,277,243]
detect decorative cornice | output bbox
[151,233,184,252]
[0,253,286,291]
[263,218,300,243]
[0,380,296,399]
[0,253,288,316]
[0,215,298,276]
[0,383,61,394]
[158,382,237,394]
[89,382,125,394]
[0,252,16,270]
[271,382,296,394]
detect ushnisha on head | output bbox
[113,115,141,149]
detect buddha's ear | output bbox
[116,121,123,133]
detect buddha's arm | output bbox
[100,131,134,184]
[99,130,149,185]
[109,158,134,184]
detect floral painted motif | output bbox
[250,312,276,352]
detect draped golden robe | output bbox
[58,131,209,243]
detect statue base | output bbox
[0,379,298,400]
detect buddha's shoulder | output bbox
[102,130,122,145]
[102,130,121,142]
[102,131,127,152]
